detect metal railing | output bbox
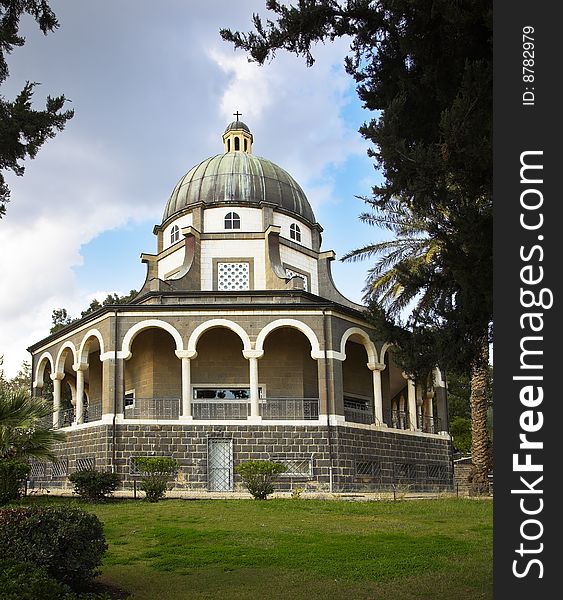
[192,400,249,420]
[260,398,319,420]
[418,415,443,434]
[344,405,374,425]
[84,402,102,423]
[124,397,180,420]
[384,409,411,430]
[58,407,75,428]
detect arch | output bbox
[339,327,378,364]
[255,319,321,358]
[379,342,395,364]
[78,329,106,365]
[33,352,54,388]
[121,319,184,359]
[55,342,77,376]
[187,319,251,353]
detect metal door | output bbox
[207,438,233,491]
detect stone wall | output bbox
[30,423,453,494]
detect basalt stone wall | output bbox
[29,424,453,493]
[114,424,333,492]
[29,424,113,491]
[331,426,454,492]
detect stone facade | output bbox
[32,423,452,493]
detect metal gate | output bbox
[207,438,233,491]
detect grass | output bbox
[16,496,492,600]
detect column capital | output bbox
[243,350,264,360]
[73,362,88,372]
[367,362,386,372]
[175,350,198,360]
[50,372,65,381]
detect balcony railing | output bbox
[84,402,102,423]
[418,415,443,434]
[383,409,411,430]
[260,398,319,420]
[192,400,249,420]
[125,397,180,420]
[344,405,375,425]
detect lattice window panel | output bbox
[218,262,250,290]
[208,439,233,491]
[51,457,68,477]
[273,458,313,477]
[285,269,308,291]
[395,462,417,481]
[76,457,96,472]
[30,461,47,478]
[427,464,448,481]
[355,460,381,477]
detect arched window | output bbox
[289,223,301,242]
[227,139,231,152]
[235,137,240,151]
[244,139,248,152]
[224,212,241,229]
[170,224,180,244]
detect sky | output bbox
[0,0,387,378]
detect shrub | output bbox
[135,456,178,502]
[0,560,114,599]
[0,459,30,505]
[68,469,120,501]
[0,506,107,588]
[235,460,287,500]
[0,560,77,600]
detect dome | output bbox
[224,120,251,134]
[163,152,316,224]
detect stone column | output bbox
[368,362,386,426]
[403,373,418,431]
[424,391,434,433]
[176,350,197,420]
[73,362,87,424]
[51,372,64,428]
[417,397,424,431]
[101,355,124,418]
[243,350,263,421]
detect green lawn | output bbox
[21,496,492,600]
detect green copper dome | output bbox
[163,152,316,225]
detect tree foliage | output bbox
[0,0,74,217]
[50,290,138,334]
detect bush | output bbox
[68,469,120,501]
[0,560,77,600]
[0,506,107,588]
[135,456,178,502]
[0,459,30,505]
[235,460,287,500]
[0,560,114,599]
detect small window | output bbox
[124,390,135,409]
[289,223,301,242]
[235,136,240,151]
[170,225,180,244]
[244,138,248,152]
[224,212,241,229]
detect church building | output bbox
[28,119,452,493]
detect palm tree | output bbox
[0,388,65,461]
[342,199,492,494]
